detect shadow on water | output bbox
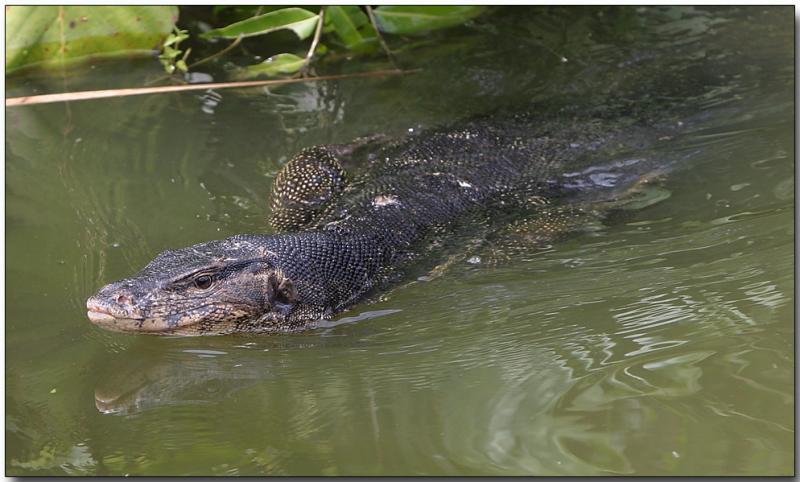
[6,6,794,476]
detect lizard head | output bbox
[86,235,300,335]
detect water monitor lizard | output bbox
[86,104,677,335]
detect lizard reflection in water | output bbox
[86,102,678,335]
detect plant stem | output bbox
[300,7,326,77]
[365,6,398,69]
[6,68,421,107]
[188,34,243,69]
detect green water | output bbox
[6,6,794,476]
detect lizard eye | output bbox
[194,274,213,290]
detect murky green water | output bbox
[6,6,794,476]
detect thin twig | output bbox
[6,68,421,107]
[365,6,398,69]
[189,33,243,69]
[300,7,326,77]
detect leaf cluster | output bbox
[183,6,487,78]
[159,27,191,74]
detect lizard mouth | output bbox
[86,309,118,324]
[85,295,214,335]
[86,296,151,332]
[86,302,119,322]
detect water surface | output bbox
[6,6,794,476]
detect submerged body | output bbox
[87,106,676,335]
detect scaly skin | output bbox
[87,109,676,335]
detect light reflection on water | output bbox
[6,5,793,476]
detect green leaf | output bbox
[162,28,188,47]
[6,6,178,74]
[200,8,319,41]
[233,53,307,79]
[159,48,180,60]
[212,6,286,24]
[372,6,486,35]
[326,6,377,51]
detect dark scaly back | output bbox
[262,107,669,323]
[308,107,657,240]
